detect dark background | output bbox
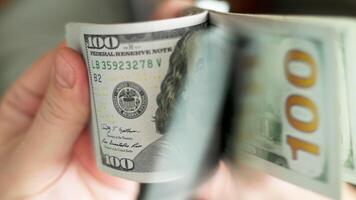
[230,0,356,16]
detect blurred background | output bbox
[2,0,355,95]
[0,0,230,95]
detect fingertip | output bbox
[56,47,89,94]
[56,47,85,71]
[153,0,193,19]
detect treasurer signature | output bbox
[101,123,140,134]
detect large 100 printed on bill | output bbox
[211,13,354,200]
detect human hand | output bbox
[152,0,193,20]
[0,1,236,200]
[0,45,139,200]
[231,166,356,200]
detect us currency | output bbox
[247,15,356,185]
[274,16,356,185]
[285,16,356,187]
[144,28,235,200]
[65,11,208,183]
[211,12,343,199]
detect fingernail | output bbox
[55,52,75,89]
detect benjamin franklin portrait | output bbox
[132,28,222,177]
[132,31,199,172]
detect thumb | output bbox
[0,47,90,199]
[28,47,89,159]
[23,47,89,166]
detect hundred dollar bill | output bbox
[210,13,342,199]
[66,11,208,183]
[297,17,356,186]
[293,18,356,187]
[144,27,235,200]
[247,15,356,185]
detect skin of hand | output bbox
[5,1,352,199]
[0,45,139,200]
[231,165,356,200]
[0,1,234,200]
[0,1,184,200]
[152,0,193,20]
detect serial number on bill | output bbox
[91,59,162,71]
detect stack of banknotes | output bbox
[66,8,356,199]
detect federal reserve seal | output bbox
[112,81,148,119]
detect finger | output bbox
[194,162,237,200]
[74,131,139,199]
[152,0,193,20]
[344,184,356,200]
[24,46,90,162]
[13,47,89,169]
[0,43,65,134]
[0,47,90,198]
